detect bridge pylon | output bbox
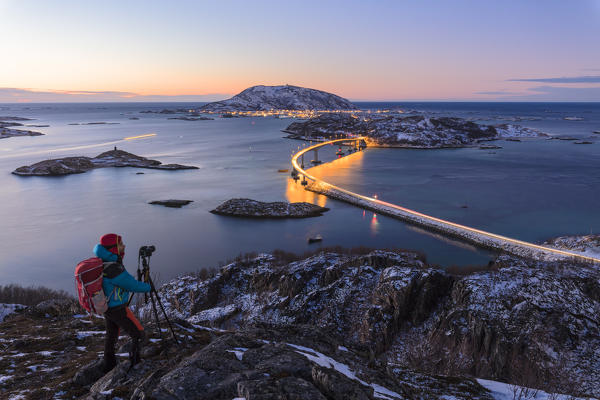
[311,148,322,165]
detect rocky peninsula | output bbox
[1,116,44,139]
[284,113,547,148]
[211,198,329,218]
[200,85,357,113]
[12,149,198,176]
[1,236,598,399]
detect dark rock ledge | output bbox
[211,198,329,218]
[149,199,194,208]
[12,149,198,176]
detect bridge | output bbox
[291,137,600,266]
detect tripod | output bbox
[135,252,180,345]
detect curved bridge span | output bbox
[291,137,600,266]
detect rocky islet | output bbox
[12,149,198,176]
[211,198,330,218]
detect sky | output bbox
[0,0,599,102]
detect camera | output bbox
[139,245,156,257]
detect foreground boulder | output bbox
[12,149,198,176]
[211,198,330,218]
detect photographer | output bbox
[93,233,151,372]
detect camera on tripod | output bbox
[139,245,156,257]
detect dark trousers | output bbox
[104,306,144,365]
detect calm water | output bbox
[1,102,599,292]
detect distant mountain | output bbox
[200,85,357,112]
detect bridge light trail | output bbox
[291,137,600,265]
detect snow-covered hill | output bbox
[200,85,357,112]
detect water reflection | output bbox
[308,148,365,181]
[286,177,327,207]
[370,213,380,234]
[285,147,366,208]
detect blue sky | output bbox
[0,0,599,101]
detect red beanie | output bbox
[100,233,123,256]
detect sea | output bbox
[1,102,599,293]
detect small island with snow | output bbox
[211,198,330,218]
[12,149,198,176]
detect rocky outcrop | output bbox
[151,245,600,397]
[543,234,600,254]
[200,85,357,112]
[210,198,329,218]
[149,199,194,208]
[12,149,198,176]
[2,243,597,398]
[0,297,492,399]
[284,113,547,148]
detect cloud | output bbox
[507,75,600,83]
[474,91,524,96]
[475,85,600,101]
[0,87,230,103]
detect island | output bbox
[1,116,44,139]
[12,149,198,176]
[284,113,547,148]
[167,116,214,121]
[210,198,329,218]
[199,84,357,113]
[149,199,194,208]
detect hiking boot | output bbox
[128,338,141,368]
[101,358,117,373]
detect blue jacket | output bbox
[94,244,151,309]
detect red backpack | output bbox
[75,257,109,315]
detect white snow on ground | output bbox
[477,378,597,400]
[226,347,248,361]
[76,331,104,339]
[287,343,403,399]
[187,304,237,323]
[0,304,26,322]
[0,375,13,384]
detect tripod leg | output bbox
[147,277,180,345]
[148,291,164,341]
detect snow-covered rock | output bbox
[544,234,600,258]
[150,245,600,397]
[210,198,330,218]
[200,85,357,112]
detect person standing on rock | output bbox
[94,233,151,372]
